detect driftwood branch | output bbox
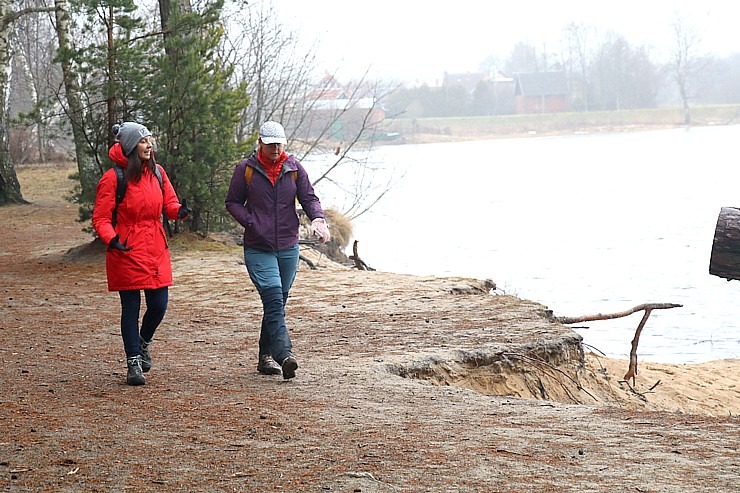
[555,303,682,386]
[299,254,316,270]
[624,308,653,384]
[349,240,375,271]
[554,303,682,325]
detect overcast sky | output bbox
[269,0,740,85]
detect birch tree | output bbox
[0,0,55,204]
[12,0,62,164]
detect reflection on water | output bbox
[304,125,740,363]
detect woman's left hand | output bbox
[310,218,330,243]
[178,199,192,219]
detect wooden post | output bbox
[709,207,740,281]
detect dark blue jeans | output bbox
[244,245,299,363]
[119,287,168,358]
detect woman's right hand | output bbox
[108,235,132,251]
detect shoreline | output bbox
[1,162,738,491]
[374,105,740,147]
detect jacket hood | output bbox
[108,143,128,167]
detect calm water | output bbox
[305,125,740,364]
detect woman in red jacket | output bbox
[92,122,190,386]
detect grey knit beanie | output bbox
[112,122,152,156]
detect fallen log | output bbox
[709,206,740,281]
[555,303,682,385]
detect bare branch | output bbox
[555,303,682,386]
[4,6,57,28]
[554,303,682,325]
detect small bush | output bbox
[324,209,352,250]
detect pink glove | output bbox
[310,218,331,243]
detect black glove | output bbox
[177,199,192,219]
[109,234,131,251]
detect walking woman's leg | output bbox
[140,287,168,343]
[119,290,146,385]
[277,244,300,307]
[259,285,292,362]
[119,290,142,358]
[245,248,296,377]
[258,243,296,359]
[139,287,168,373]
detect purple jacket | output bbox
[225,152,325,251]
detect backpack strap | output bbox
[112,165,126,228]
[153,165,163,191]
[112,164,165,229]
[154,165,172,238]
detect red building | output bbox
[514,71,570,114]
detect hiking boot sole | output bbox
[257,365,282,375]
[127,375,146,386]
[281,357,298,380]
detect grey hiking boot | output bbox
[281,355,298,380]
[126,356,146,386]
[257,354,282,375]
[139,337,152,373]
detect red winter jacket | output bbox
[92,143,182,291]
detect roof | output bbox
[311,97,376,111]
[514,71,569,97]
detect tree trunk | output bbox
[54,0,100,203]
[105,4,116,145]
[709,207,740,281]
[0,0,25,204]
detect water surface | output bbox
[305,125,740,363]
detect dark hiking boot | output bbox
[126,356,146,386]
[139,337,152,373]
[281,355,298,380]
[257,354,282,375]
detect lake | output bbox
[304,125,740,364]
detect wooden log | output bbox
[709,207,740,281]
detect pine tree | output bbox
[146,1,250,233]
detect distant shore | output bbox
[376,104,740,145]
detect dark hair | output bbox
[124,150,156,184]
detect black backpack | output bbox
[112,164,168,235]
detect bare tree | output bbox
[505,42,539,74]
[670,15,712,124]
[590,32,660,111]
[223,0,319,141]
[562,22,594,111]
[224,1,402,221]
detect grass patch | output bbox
[381,105,740,140]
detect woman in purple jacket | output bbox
[225,121,330,379]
